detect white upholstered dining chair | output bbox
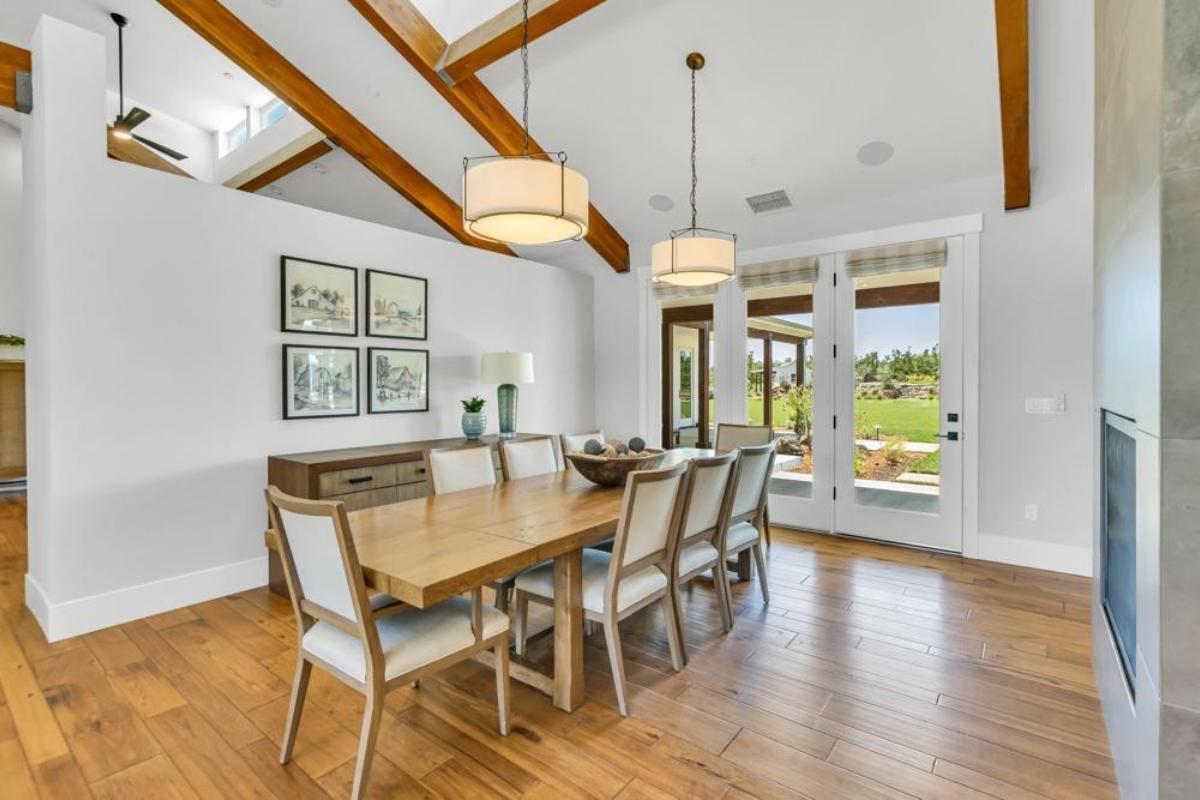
[671,450,739,661]
[512,461,689,716]
[499,436,559,480]
[559,429,605,469]
[715,423,775,547]
[264,487,510,800]
[424,444,523,610]
[719,442,776,613]
[424,444,498,494]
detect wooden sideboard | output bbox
[266,432,550,594]
[0,360,25,482]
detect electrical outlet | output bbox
[1024,504,1039,522]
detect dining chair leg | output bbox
[712,564,734,632]
[716,558,736,627]
[762,510,772,548]
[584,620,595,637]
[661,591,685,671]
[494,642,511,736]
[752,543,770,603]
[513,591,529,656]
[279,655,312,764]
[410,680,420,689]
[602,619,629,716]
[351,687,384,800]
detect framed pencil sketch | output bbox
[365,269,427,340]
[283,345,359,419]
[281,256,358,336]
[367,347,429,414]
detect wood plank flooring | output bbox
[0,492,1117,798]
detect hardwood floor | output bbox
[0,492,1117,798]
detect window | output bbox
[261,98,288,129]
[227,121,248,152]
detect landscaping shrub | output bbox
[881,436,908,466]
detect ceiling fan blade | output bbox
[132,134,188,161]
[121,107,151,131]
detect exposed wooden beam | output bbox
[994,0,1030,210]
[157,0,513,256]
[435,0,605,86]
[349,0,630,272]
[107,126,193,178]
[855,281,940,310]
[233,139,333,193]
[0,42,32,112]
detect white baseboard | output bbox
[25,556,268,642]
[976,532,1092,577]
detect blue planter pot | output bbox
[462,411,486,440]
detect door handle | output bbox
[935,432,959,441]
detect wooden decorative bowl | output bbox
[564,450,667,487]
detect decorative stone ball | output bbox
[615,442,629,455]
[583,439,604,455]
[628,436,646,453]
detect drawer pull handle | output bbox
[416,468,425,474]
[347,476,374,485]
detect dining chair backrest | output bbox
[425,445,498,495]
[730,442,777,520]
[610,461,689,575]
[716,423,772,452]
[561,430,605,456]
[265,487,378,655]
[679,451,739,545]
[499,436,558,481]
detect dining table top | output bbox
[265,448,715,608]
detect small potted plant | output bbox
[0,334,24,361]
[461,395,487,440]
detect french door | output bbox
[766,237,964,552]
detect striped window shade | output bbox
[652,282,716,302]
[846,238,947,279]
[737,256,819,291]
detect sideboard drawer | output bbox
[327,486,400,512]
[318,463,399,497]
[395,459,429,485]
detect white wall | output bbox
[595,0,1095,574]
[24,18,595,639]
[0,122,22,337]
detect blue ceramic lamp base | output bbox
[497,383,518,439]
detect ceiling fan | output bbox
[109,12,188,161]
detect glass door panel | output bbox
[748,270,832,533]
[834,239,963,551]
[660,297,713,449]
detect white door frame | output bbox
[638,213,982,556]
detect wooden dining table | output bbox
[266,448,717,711]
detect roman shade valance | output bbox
[845,238,947,279]
[737,256,819,291]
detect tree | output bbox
[784,385,813,444]
[291,282,304,299]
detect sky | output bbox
[744,303,939,364]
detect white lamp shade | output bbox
[651,235,736,286]
[481,352,535,384]
[463,158,589,245]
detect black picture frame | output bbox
[367,347,430,414]
[365,268,428,341]
[282,344,360,420]
[280,255,359,337]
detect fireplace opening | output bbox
[1101,410,1137,695]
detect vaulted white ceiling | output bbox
[6,0,1004,276]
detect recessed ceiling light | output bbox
[222,71,234,80]
[268,184,284,196]
[261,0,283,7]
[648,194,674,212]
[856,140,895,166]
[311,162,327,175]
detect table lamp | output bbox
[481,352,534,439]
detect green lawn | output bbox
[707,396,939,443]
[909,450,940,473]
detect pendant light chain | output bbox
[521,0,531,156]
[690,64,698,230]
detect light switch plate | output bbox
[1025,393,1066,414]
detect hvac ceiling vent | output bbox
[745,189,792,215]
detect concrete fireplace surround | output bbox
[1093,0,1200,796]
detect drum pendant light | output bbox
[461,0,588,246]
[651,53,736,286]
